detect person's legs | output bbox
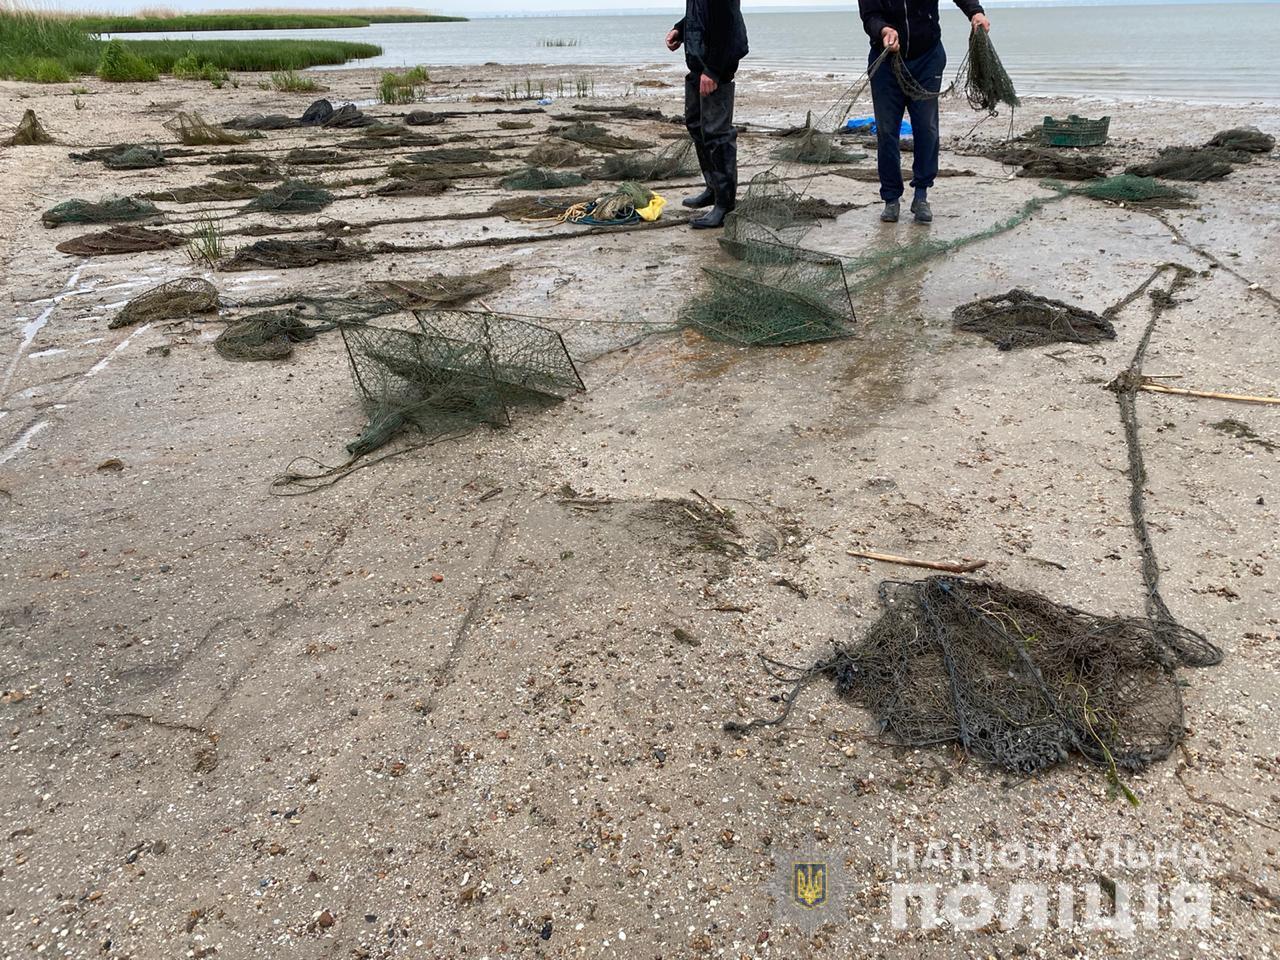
[903,42,946,216]
[869,49,908,207]
[683,65,714,208]
[698,80,737,209]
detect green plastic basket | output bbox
[1041,115,1111,148]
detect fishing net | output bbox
[214,311,330,361]
[1067,174,1192,206]
[210,165,281,185]
[831,166,973,182]
[1127,147,1234,182]
[219,238,371,271]
[284,147,358,166]
[773,113,867,165]
[368,266,512,308]
[500,167,590,191]
[519,183,657,226]
[110,277,220,330]
[207,151,275,167]
[1206,126,1274,154]
[373,178,452,198]
[729,576,1218,780]
[405,110,448,126]
[960,26,1019,113]
[990,146,1112,180]
[243,181,335,215]
[572,103,680,123]
[164,112,250,147]
[42,197,160,228]
[404,147,500,165]
[386,161,495,182]
[6,109,54,146]
[343,132,444,151]
[142,182,261,204]
[593,138,698,181]
[490,194,592,221]
[527,141,587,168]
[56,226,185,257]
[323,104,377,128]
[223,113,298,131]
[340,309,584,457]
[552,121,652,151]
[952,289,1116,350]
[498,119,534,130]
[69,144,167,170]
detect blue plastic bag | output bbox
[843,116,912,137]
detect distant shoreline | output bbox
[66,12,467,34]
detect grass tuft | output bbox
[378,65,429,104]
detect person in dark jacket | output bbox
[859,0,990,224]
[665,0,749,229]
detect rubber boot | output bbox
[691,151,736,230]
[682,183,715,209]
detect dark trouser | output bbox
[869,42,945,203]
[684,62,738,208]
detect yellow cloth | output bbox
[636,193,666,222]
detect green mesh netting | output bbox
[500,167,590,190]
[110,277,220,330]
[552,121,652,151]
[404,147,500,165]
[1067,174,1192,206]
[1206,127,1274,154]
[210,165,282,185]
[41,197,160,228]
[953,288,1116,350]
[989,146,1112,180]
[527,141,587,168]
[773,113,867,165]
[368,266,512,308]
[593,138,698,181]
[142,182,262,204]
[6,109,54,146]
[214,312,329,361]
[219,238,371,271]
[1127,146,1235,181]
[340,309,584,457]
[386,161,495,182]
[243,181,335,214]
[284,148,358,166]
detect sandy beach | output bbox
[1,60,1278,959]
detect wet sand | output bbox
[1,63,1278,959]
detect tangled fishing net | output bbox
[953,289,1116,350]
[959,27,1020,113]
[223,113,297,131]
[728,576,1219,782]
[1127,146,1234,182]
[990,146,1111,180]
[219,238,371,271]
[69,144,168,170]
[323,104,378,128]
[143,182,261,204]
[56,226,185,257]
[243,181,336,215]
[110,278,220,330]
[214,311,330,361]
[210,165,281,185]
[387,161,493,182]
[773,113,866,165]
[572,103,680,123]
[593,138,697,180]
[500,167,590,191]
[6,109,54,146]
[1067,174,1192,206]
[527,141,587,168]
[1206,126,1274,154]
[374,178,452,198]
[340,310,585,457]
[284,147,357,166]
[519,183,660,226]
[42,197,160,228]
[165,112,250,147]
[368,266,512,308]
[552,121,652,151]
[405,146,500,165]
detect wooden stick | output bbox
[846,549,988,574]
[1138,381,1280,406]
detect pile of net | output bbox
[500,167,590,191]
[368,266,512,308]
[1205,126,1275,155]
[219,238,371,271]
[593,138,697,180]
[56,226,185,257]
[69,144,168,170]
[572,103,681,123]
[340,309,585,457]
[527,141,587,168]
[214,311,331,361]
[284,147,357,166]
[405,146,500,165]
[42,197,160,228]
[1127,146,1237,182]
[211,165,281,185]
[110,278,220,330]
[519,183,659,226]
[728,576,1220,782]
[552,121,652,151]
[165,112,251,147]
[952,289,1116,350]
[243,181,335,215]
[143,182,261,204]
[773,112,866,165]
[222,98,337,131]
[6,109,54,146]
[1067,174,1192,207]
[991,146,1112,180]
[387,160,494,182]
[374,178,452,198]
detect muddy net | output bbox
[1127,146,1236,182]
[527,141,587,168]
[56,226,185,257]
[953,289,1116,350]
[773,113,867,165]
[500,167,589,191]
[993,147,1112,180]
[42,197,160,228]
[592,138,697,181]
[219,238,371,271]
[373,178,452,198]
[728,576,1220,784]
[243,182,336,215]
[69,144,168,170]
[143,182,261,204]
[6,109,54,146]
[340,309,584,457]
[552,120,652,151]
[214,311,331,361]
[1206,126,1274,154]
[110,277,220,329]
[165,112,251,147]
[368,267,512,308]
[1067,174,1192,207]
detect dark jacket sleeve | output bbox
[859,0,890,43]
[953,0,985,19]
[698,0,747,83]
[673,16,685,34]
